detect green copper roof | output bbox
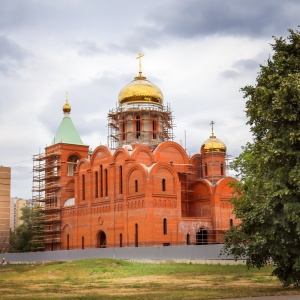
[51,116,84,145]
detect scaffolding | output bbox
[179,171,196,218]
[107,103,175,149]
[32,147,62,251]
[176,156,235,244]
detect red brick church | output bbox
[33,54,238,251]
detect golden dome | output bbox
[201,134,226,153]
[63,100,71,113]
[118,75,163,105]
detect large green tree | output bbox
[9,205,44,252]
[223,28,300,286]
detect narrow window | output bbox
[67,234,70,250]
[186,233,190,245]
[163,218,167,235]
[105,169,108,197]
[120,233,123,248]
[135,223,138,247]
[162,178,166,191]
[205,164,208,176]
[82,174,85,200]
[221,163,224,176]
[119,166,123,194]
[82,236,84,249]
[122,118,126,141]
[100,165,103,197]
[230,219,233,227]
[136,115,141,138]
[95,171,98,198]
[135,180,138,192]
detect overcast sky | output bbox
[1,0,299,199]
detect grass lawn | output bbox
[0,259,299,299]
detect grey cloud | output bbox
[233,59,259,70]
[76,41,105,56]
[145,0,300,39]
[0,35,28,74]
[220,70,239,79]
[39,72,127,144]
[221,57,261,79]
[106,0,300,52]
[107,26,163,54]
[0,0,148,42]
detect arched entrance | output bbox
[196,228,208,245]
[97,230,106,248]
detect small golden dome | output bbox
[118,75,163,105]
[63,100,71,113]
[201,134,226,153]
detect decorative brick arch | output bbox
[126,164,148,195]
[76,158,90,172]
[112,147,130,164]
[213,177,239,229]
[188,179,213,218]
[131,145,155,167]
[149,162,178,194]
[153,141,189,165]
[90,145,112,166]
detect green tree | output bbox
[223,28,300,286]
[9,206,44,252]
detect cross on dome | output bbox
[136,52,144,77]
[210,120,216,138]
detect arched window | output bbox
[230,219,233,227]
[67,155,79,176]
[162,178,166,191]
[135,223,138,247]
[82,174,85,200]
[100,165,103,197]
[163,218,167,235]
[136,115,141,138]
[119,166,123,194]
[95,171,98,198]
[105,169,108,197]
[135,180,138,192]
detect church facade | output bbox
[32,55,238,251]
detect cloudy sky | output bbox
[1,0,299,199]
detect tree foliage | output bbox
[223,28,300,286]
[9,206,44,253]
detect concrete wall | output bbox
[2,245,243,264]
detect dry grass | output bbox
[0,259,299,299]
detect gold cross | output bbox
[210,121,215,134]
[136,52,144,76]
